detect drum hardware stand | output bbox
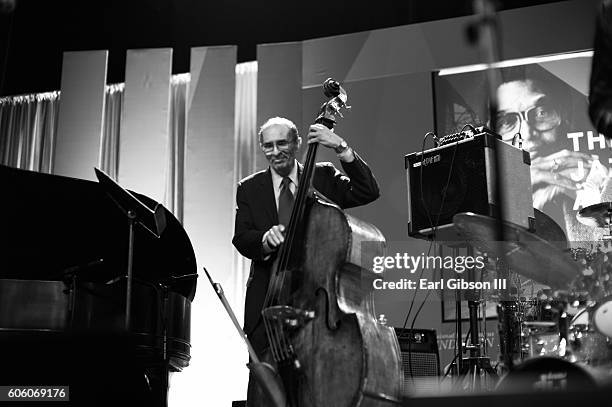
[495,258,520,371]
[462,249,497,390]
[448,246,497,391]
[449,246,464,377]
[459,301,497,391]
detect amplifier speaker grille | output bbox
[395,328,441,396]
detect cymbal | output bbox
[533,208,567,250]
[453,212,579,288]
[577,202,612,228]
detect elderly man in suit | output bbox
[232,116,380,357]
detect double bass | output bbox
[250,79,402,406]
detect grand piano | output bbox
[0,164,197,405]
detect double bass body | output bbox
[255,196,402,406]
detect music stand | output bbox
[94,168,167,331]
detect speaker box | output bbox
[405,131,534,240]
[394,327,440,396]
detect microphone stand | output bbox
[451,0,504,389]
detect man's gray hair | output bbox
[258,117,299,144]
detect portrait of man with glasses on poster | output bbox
[435,59,610,243]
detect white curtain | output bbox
[99,79,187,219]
[0,92,59,173]
[167,73,189,223]
[99,83,123,180]
[0,80,189,221]
[233,61,259,309]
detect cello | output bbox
[249,79,402,407]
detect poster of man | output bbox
[434,55,608,244]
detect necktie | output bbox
[278,177,294,227]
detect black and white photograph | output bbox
[1,0,611,406]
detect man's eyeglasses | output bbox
[261,139,293,152]
[495,100,561,137]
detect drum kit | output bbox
[452,202,612,391]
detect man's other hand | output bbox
[263,224,286,253]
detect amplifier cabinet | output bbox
[405,132,533,240]
[394,328,440,396]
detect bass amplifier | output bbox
[394,328,440,396]
[405,130,534,240]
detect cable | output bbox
[402,131,438,328]
[443,353,460,379]
[402,132,438,385]
[406,139,462,384]
[419,132,437,235]
[407,141,460,329]
[433,140,460,231]
[461,123,477,134]
[404,133,461,381]
[401,241,435,329]
[406,288,432,383]
[405,131,449,327]
[443,327,472,379]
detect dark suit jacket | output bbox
[232,152,380,353]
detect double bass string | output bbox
[271,141,319,306]
[264,318,281,361]
[261,138,320,365]
[261,244,289,363]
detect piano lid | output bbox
[0,165,197,301]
